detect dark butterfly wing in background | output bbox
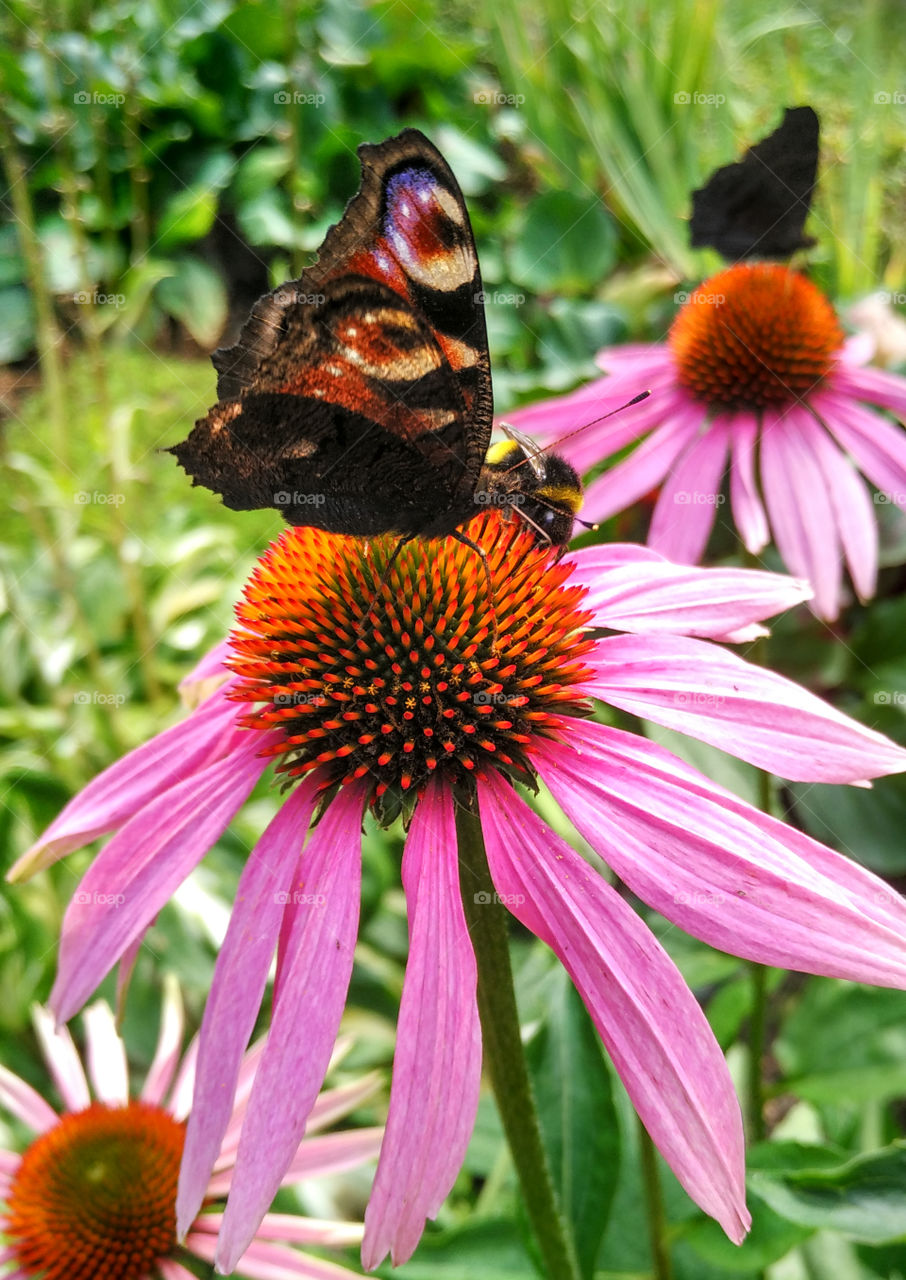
[689,106,820,260]
[170,129,494,536]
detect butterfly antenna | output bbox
[500,389,651,478]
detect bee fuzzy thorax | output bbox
[478,437,583,547]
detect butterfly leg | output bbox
[450,529,499,648]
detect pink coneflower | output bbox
[507,263,906,620]
[0,983,382,1279]
[12,510,906,1271]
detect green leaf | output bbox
[750,1143,906,1244]
[788,772,906,875]
[525,967,620,1278]
[156,186,220,249]
[509,191,616,295]
[156,257,228,347]
[375,1218,535,1278]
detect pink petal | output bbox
[729,413,769,553]
[50,735,270,1024]
[569,549,810,638]
[816,392,906,512]
[796,410,878,601]
[178,779,321,1236]
[158,1262,198,1280]
[832,362,906,417]
[584,632,906,782]
[194,1212,363,1248]
[648,419,729,563]
[534,719,906,986]
[83,1002,129,1104]
[583,398,703,524]
[215,783,366,1275]
[179,639,233,705]
[209,1128,384,1198]
[10,685,246,881]
[31,1006,90,1112]
[477,772,749,1243]
[363,781,481,1269]
[141,975,185,1105]
[0,1066,59,1134]
[760,406,842,619]
[189,1232,362,1279]
[168,1034,200,1122]
[596,344,675,374]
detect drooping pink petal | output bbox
[832,361,906,418]
[209,1128,384,1197]
[569,549,809,639]
[816,392,906,512]
[582,399,704,524]
[190,1231,362,1279]
[83,1003,129,1104]
[648,419,729,563]
[193,1212,363,1248]
[477,772,749,1243]
[728,413,769,553]
[133,976,181,1106]
[9,685,246,881]
[0,1066,59,1134]
[179,639,233,702]
[534,719,906,986]
[50,735,271,1024]
[795,409,878,601]
[31,1006,90,1112]
[178,778,321,1236]
[363,780,482,1269]
[167,1034,200,1122]
[584,632,906,782]
[215,783,366,1275]
[760,406,842,619]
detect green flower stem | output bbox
[637,1118,674,1280]
[456,796,581,1280]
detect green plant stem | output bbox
[637,1118,674,1280]
[456,796,582,1280]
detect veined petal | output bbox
[648,419,729,563]
[9,685,246,881]
[215,783,366,1275]
[50,735,270,1024]
[177,778,320,1237]
[363,781,481,1270]
[190,1232,362,1280]
[31,1006,90,1112]
[728,413,769,553]
[832,362,906,418]
[816,392,906,512]
[796,409,877,601]
[596,343,675,374]
[535,719,906,986]
[570,550,809,639]
[83,1002,129,1104]
[194,1213,363,1248]
[584,632,906,782]
[179,639,233,706]
[583,400,704,524]
[761,406,842,619]
[0,1066,59,1134]
[477,772,749,1243]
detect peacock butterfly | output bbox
[170,129,585,549]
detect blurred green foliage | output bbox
[3,2,906,1279]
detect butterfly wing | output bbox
[690,106,819,260]
[170,129,493,535]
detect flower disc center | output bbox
[669,263,844,408]
[6,1100,185,1280]
[229,512,594,813]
